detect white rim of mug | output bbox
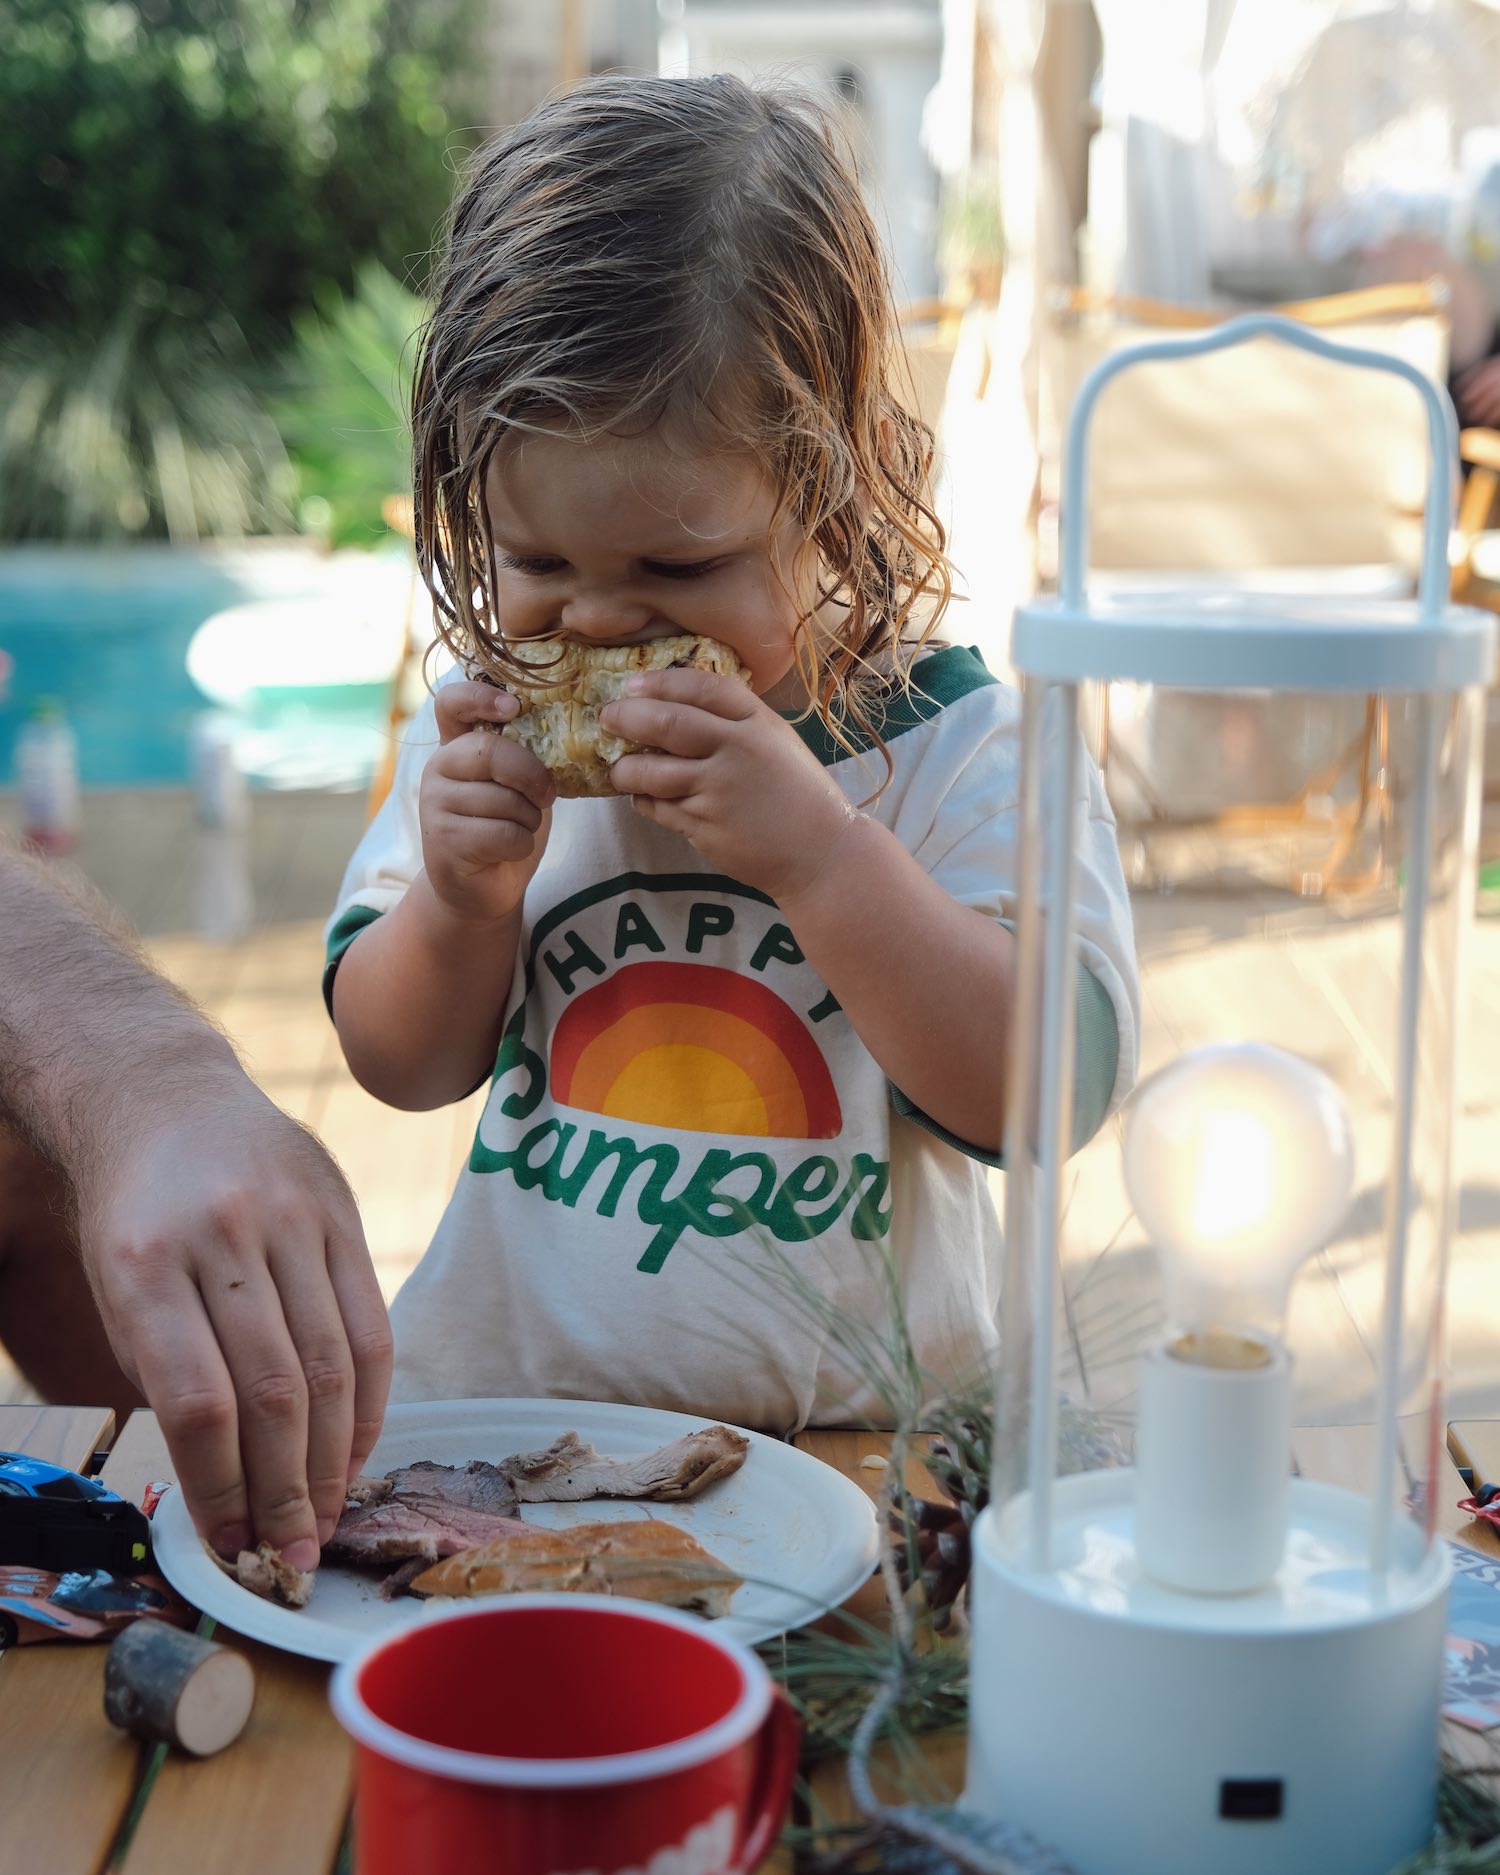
[329,1592,774,1788]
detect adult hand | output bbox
[420,680,555,925]
[602,669,857,900]
[76,1074,392,1573]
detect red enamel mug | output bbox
[330,1594,800,1875]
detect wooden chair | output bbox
[1452,428,1500,607]
[1041,281,1451,895]
[1444,431,1500,817]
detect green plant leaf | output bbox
[275,260,426,548]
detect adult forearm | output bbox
[0,848,240,1188]
[331,872,518,1109]
[777,816,1016,1152]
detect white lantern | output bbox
[966,316,1496,1875]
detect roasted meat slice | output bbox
[499,1425,750,1504]
[325,1460,527,1569]
[380,1460,519,1516]
[410,1519,742,1618]
[205,1540,315,1609]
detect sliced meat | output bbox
[324,1459,526,1570]
[410,1519,742,1618]
[376,1557,434,1601]
[205,1540,315,1609]
[382,1460,519,1517]
[499,1425,750,1504]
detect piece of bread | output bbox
[490,635,749,798]
[408,1517,742,1618]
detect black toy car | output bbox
[0,1452,152,1575]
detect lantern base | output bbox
[966,1472,1450,1875]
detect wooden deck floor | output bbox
[3,787,1499,1442]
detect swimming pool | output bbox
[0,543,412,789]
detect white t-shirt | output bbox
[325,646,1140,1430]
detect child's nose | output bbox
[559,589,654,643]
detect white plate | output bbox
[150,1399,879,1663]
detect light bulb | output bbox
[1123,1043,1356,1595]
[1123,1042,1356,1345]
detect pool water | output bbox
[0,543,409,789]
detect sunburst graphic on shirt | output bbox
[549,961,842,1139]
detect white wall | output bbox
[665,3,945,304]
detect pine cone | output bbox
[880,1413,996,1628]
[924,1417,992,1519]
[890,1443,987,1630]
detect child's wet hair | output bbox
[413,71,952,772]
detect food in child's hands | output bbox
[489,635,749,797]
[499,1424,749,1502]
[409,1518,742,1619]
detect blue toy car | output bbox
[0,1452,152,1575]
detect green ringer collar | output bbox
[780,644,997,767]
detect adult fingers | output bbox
[124,1271,253,1554]
[434,681,516,743]
[323,1221,394,1484]
[198,1260,321,1570]
[263,1238,360,1545]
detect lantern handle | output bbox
[1059,312,1458,625]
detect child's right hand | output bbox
[420,681,556,925]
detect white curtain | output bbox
[1089,0,1500,308]
[1087,0,1237,302]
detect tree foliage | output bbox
[0,0,479,347]
[277,260,425,547]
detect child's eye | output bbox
[645,558,725,581]
[500,553,566,575]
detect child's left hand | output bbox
[601,668,856,901]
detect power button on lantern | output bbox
[1218,1778,1284,1821]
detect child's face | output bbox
[483,427,815,706]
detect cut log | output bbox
[104,1623,255,1757]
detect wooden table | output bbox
[0,1410,926,1875]
[2,1407,1496,1875]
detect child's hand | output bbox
[601,668,856,901]
[421,681,556,924]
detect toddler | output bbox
[326,74,1139,1430]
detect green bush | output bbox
[0,291,295,540]
[0,0,478,540]
[0,0,479,348]
[277,261,426,548]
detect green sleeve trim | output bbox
[782,644,997,767]
[891,961,1121,1167]
[1072,964,1121,1150]
[322,905,384,1018]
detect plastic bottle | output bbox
[16,697,80,857]
[189,712,249,831]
